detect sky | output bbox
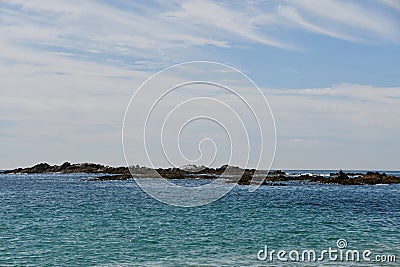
[1,0,400,170]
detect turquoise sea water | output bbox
[0,172,399,266]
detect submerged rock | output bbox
[89,174,132,181]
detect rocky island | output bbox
[2,162,400,186]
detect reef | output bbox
[3,163,400,185]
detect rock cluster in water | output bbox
[3,162,129,175]
[3,163,400,185]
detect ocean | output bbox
[0,171,399,266]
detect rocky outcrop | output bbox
[3,162,129,174]
[312,171,400,185]
[3,163,400,185]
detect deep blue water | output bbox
[0,172,399,266]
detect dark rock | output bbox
[88,174,132,181]
[3,163,51,174]
[2,163,400,186]
[268,170,286,176]
[337,170,349,180]
[2,162,129,175]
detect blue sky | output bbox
[1,0,400,169]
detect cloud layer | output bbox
[0,0,399,169]
[1,0,399,65]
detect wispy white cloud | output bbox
[167,0,295,49]
[0,0,227,73]
[381,0,400,11]
[1,0,398,70]
[280,0,400,43]
[277,5,365,43]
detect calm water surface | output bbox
[0,172,399,266]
